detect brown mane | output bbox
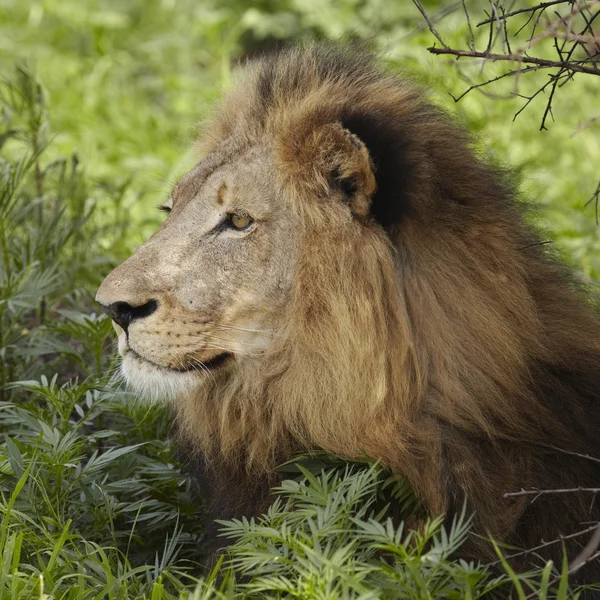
[180,45,600,577]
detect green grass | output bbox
[0,0,599,598]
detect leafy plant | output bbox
[0,66,205,599]
[189,462,585,599]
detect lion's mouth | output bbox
[191,352,233,372]
[127,348,233,373]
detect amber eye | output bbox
[228,213,253,230]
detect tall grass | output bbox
[0,66,206,599]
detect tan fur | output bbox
[97,45,600,574]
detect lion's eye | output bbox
[157,204,172,214]
[228,213,253,230]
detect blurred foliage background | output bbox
[0,0,599,597]
[2,0,599,275]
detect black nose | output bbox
[99,299,158,331]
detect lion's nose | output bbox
[98,299,158,332]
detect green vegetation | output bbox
[0,0,598,598]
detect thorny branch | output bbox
[504,486,600,499]
[547,444,600,465]
[414,0,600,239]
[427,46,600,75]
[570,524,600,574]
[489,523,600,566]
[413,0,600,130]
[523,524,600,599]
[501,449,600,580]
[502,482,600,582]
[477,1,574,26]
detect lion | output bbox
[96,45,600,582]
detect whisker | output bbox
[205,334,237,344]
[105,364,127,405]
[186,355,217,384]
[215,324,277,336]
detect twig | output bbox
[489,1,507,53]
[569,523,600,573]
[449,63,547,103]
[511,70,571,124]
[584,179,600,224]
[523,1,580,51]
[489,523,600,566]
[504,487,600,500]
[570,115,600,135]
[462,0,475,50]
[477,0,571,27]
[545,444,600,465]
[407,2,462,36]
[524,544,600,598]
[427,47,600,76]
[501,4,513,54]
[412,0,448,48]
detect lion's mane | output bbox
[178,45,600,574]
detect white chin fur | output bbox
[121,353,200,402]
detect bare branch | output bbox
[585,179,600,224]
[427,47,600,76]
[523,526,600,600]
[545,445,600,465]
[489,523,600,566]
[511,70,571,125]
[477,0,572,27]
[412,0,448,48]
[570,114,600,135]
[488,1,504,53]
[504,487,600,499]
[569,523,600,573]
[416,0,600,131]
[462,0,476,50]
[450,65,541,102]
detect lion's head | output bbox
[96,142,300,402]
[97,45,600,561]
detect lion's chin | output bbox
[120,351,204,403]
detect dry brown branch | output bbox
[569,523,600,573]
[504,486,600,500]
[426,47,600,76]
[412,0,448,48]
[477,0,572,26]
[523,531,600,599]
[413,0,600,211]
[546,445,600,465]
[414,0,600,130]
[489,523,600,566]
[585,179,600,223]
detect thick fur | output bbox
[99,44,600,583]
[194,46,600,577]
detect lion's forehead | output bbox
[173,144,282,220]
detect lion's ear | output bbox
[314,122,377,217]
[282,121,377,218]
